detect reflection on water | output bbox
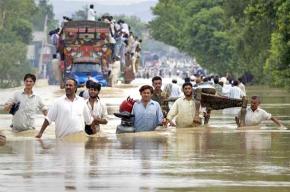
[1,129,290,191]
[0,84,290,191]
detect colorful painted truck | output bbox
[58,20,113,87]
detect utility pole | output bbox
[39,15,48,78]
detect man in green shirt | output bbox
[151,76,169,117]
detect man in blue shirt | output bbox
[132,85,164,132]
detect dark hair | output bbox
[214,77,219,84]
[238,77,244,84]
[90,4,94,9]
[152,76,162,83]
[24,73,36,82]
[65,77,77,87]
[232,80,239,86]
[172,79,177,84]
[184,77,190,83]
[251,95,261,102]
[182,82,193,89]
[85,80,94,88]
[90,82,101,91]
[139,85,153,94]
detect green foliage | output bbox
[150,0,290,88]
[72,7,88,20]
[32,0,56,31]
[0,0,56,88]
[0,42,32,88]
[11,19,33,44]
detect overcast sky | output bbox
[62,0,157,5]
[50,0,158,22]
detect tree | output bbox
[149,0,290,88]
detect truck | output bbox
[57,20,113,88]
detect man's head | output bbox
[250,96,261,111]
[152,76,162,91]
[24,73,36,89]
[65,78,77,97]
[238,77,243,84]
[139,85,153,102]
[182,82,193,97]
[85,79,94,89]
[232,80,239,86]
[184,77,191,83]
[195,76,202,84]
[89,82,101,99]
[90,4,94,9]
[214,76,219,84]
[172,79,177,84]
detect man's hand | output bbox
[193,115,201,124]
[279,125,287,130]
[3,103,13,112]
[93,117,102,124]
[35,132,42,138]
[162,118,168,128]
[235,116,241,127]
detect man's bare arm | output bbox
[36,119,50,138]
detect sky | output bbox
[50,0,158,22]
[62,0,157,5]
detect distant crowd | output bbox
[49,4,142,81]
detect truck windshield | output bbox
[72,64,101,73]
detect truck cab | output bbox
[71,63,107,87]
[58,20,112,88]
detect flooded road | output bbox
[1,80,290,191]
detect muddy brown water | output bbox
[0,81,290,191]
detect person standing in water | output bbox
[4,73,47,132]
[85,82,108,135]
[132,85,165,132]
[235,96,286,129]
[36,78,95,138]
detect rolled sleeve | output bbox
[101,103,108,119]
[263,111,272,120]
[83,104,93,125]
[156,103,164,124]
[46,103,57,124]
[167,100,178,121]
[38,97,48,112]
[6,92,18,105]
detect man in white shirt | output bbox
[4,74,47,132]
[85,82,108,135]
[169,79,181,98]
[238,77,246,95]
[220,77,231,97]
[87,4,96,21]
[36,78,95,138]
[165,82,199,128]
[235,96,286,129]
[229,80,245,99]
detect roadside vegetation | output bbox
[149,0,290,89]
[0,0,56,88]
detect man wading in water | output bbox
[36,78,97,138]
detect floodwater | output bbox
[0,80,290,192]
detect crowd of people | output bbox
[2,72,287,140]
[48,4,142,85]
[0,4,286,140]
